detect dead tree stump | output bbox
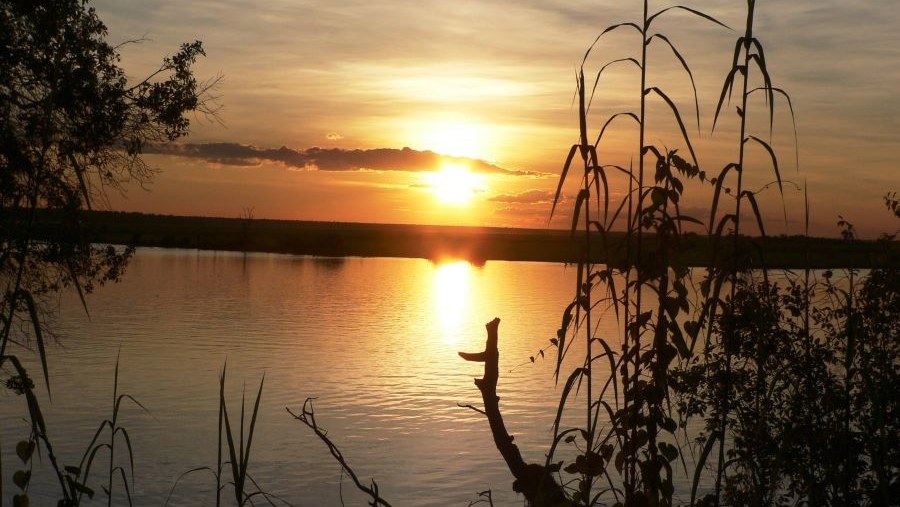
[459,318,571,506]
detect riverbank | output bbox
[30,210,897,268]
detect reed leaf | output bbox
[555,301,578,381]
[745,135,782,196]
[750,86,799,171]
[588,58,641,111]
[648,33,700,131]
[165,467,216,507]
[592,165,611,224]
[219,368,241,504]
[714,213,737,240]
[712,64,743,132]
[645,87,698,166]
[572,189,589,237]
[551,144,579,221]
[709,163,740,229]
[740,190,767,237]
[582,23,644,66]
[114,426,136,487]
[546,427,582,467]
[551,367,589,444]
[113,466,133,507]
[747,53,775,131]
[240,375,265,489]
[594,113,641,150]
[115,394,151,418]
[646,5,730,31]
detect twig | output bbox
[457,403,487,416]
[288,399,392,507]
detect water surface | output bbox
[3,249,600,506]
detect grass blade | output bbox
[219,369,241,504]
[239,375,265,488]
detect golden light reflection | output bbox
[423,163,486,205]
[433,260,472,345]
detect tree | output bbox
[1,0,213,357]
[1,0,212,502]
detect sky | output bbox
[93,0,899,237]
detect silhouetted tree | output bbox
[1,0,214,354]
[1,1,212,502]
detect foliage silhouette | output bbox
[1,0,212,503]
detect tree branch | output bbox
[459,318,570,506]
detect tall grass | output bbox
[528,1,897,506]
[165,364,283,507]
[546,1,728,505]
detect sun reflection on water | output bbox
[433,260,472,345]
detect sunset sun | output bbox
[425,163,486,205]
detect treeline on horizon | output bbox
[24,209,898,268]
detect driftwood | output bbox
[459,318,570,506]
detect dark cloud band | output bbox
[145,142,542,176]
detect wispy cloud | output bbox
[489,189,558,204]
[145,142,543,176]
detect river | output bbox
[2,248,611,506]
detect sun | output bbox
[424,163,485,205]
[399,117,496,161]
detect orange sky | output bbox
[94,0,898,238]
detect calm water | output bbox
[2,249,615,506]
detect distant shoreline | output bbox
[31,210,897,268]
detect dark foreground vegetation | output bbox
[28,209,898,268]
[449,0,899,506]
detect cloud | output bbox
[145,142,541,176]
[489,189,558,204]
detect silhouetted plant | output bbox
[73,353,149,507]
[543,1,726,505]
